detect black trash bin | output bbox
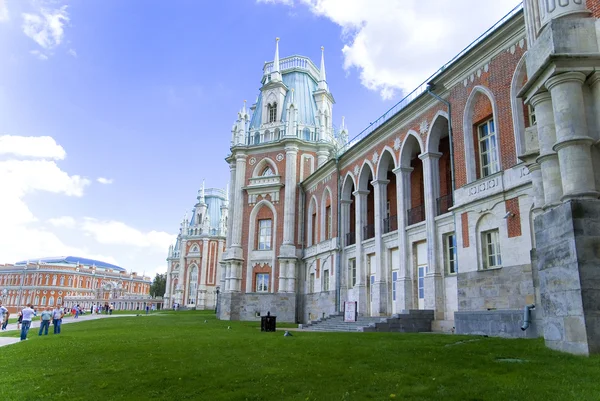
[261,312,277,332]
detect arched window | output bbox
[49,297,54,306]
[52,275,57,285]
[60,276,65,286]
[45,275,49,285]
[303,128,311,141]
[261,166,274,177]
[274,128,281,140]
[264,130,272,142]
[187,266,198,304]
[254,132,260,145]
[35,296,39,305]
[41,296,46,306]
[268,103,277,123]
[57,296,62,305]
[68,277,72,286]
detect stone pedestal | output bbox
[535,200,600,355]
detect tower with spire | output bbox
[219,38,348,323]
[164,183,228,310]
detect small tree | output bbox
[150,273,166,297]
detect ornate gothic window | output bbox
[268,103,277,123]
[256,273,269,292]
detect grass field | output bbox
[1,311,599,401]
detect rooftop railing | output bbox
[263,55,321,81]
[337,3,523,156]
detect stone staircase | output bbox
[299,310,434,333]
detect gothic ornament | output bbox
[393,137,401,151]
[249,157,257,166]
[353,165,360,177]
[372,151,379,164]
[276,153,284,162]
[419,120,429,134]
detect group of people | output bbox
[0,301,64,341]
[90,303,114,315]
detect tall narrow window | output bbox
[188,266,198,304]
[325,205,332,240]
[348,258,356,287]
[256,273,269,292]
[528,104,537,126]
[482,229,502,269]
[309,273,315,293]
[478,119,499,177]
[311,212,317,245]
[268,103,277,123]
[392,271,398,301]
[323,270,330,291]
[258,219,272,250]
[445,234,458,274]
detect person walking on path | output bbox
[109,304,113,315]
[145,304,150,315]
[52,304,64,334]
[20,304,35,341]
[38,307,52,336]
[0,301,9,331]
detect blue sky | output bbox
[0,0,519,277]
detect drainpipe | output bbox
[335,156,342,313]
[521,304,535,331]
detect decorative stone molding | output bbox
[393,137,401,151]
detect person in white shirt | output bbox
[0,301,9,331]
[52,304,64,334]
[20,303,35,341]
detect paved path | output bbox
[0,313,142,348]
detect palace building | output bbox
[172,0,600,355]
[0,256,152,313]
[164,184,227,310]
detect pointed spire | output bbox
[242,99,247,115]
[201,179,205,202]
[274,37,280,72]
[341,116,346,130]
[271,37,282,82]
[318,46,328,91]
[290,88,295,105]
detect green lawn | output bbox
[1,311,599,401]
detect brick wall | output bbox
[505,197,522,238]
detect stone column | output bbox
[233,261,242,292]
[546,72,599,200]
[226,163,236,248]
[530,92,563,207]
[340,199,352,294]
[287,260,297,293]
[200,239,209,285]
[281,145,299,255]
[316,147,329,167]
[393,167,413,311]
[528,163,545,215]
[224,262,232,292]
[230,154,247,252]
[371,179,389,316]
[278,260,287,293]
[585,72,600,191]
[353,189,369,315]
[420,152,444,317]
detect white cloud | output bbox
[259,0,519,99]
[47,216,76,228]
[97,177,113,185]
[22,5,69,52]
[29,49,49,60]
[81,218,173,250]
[68,48,77,57]
[0,135,66,159]
[0,0,9,22]
[257,0,294,5]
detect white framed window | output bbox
[528,104,537,126]
[256,273,269,292]
[60,276,65,286]
[268,103,277,123]
[444,233,458,275]
[188,266,198,304]
[348,259,356,287]
[258,219,272,250]
[478,119,499,177]
[309,273,315,293]
[482,229,502,269]
[41,296,46,306]
[323,270,329,292]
